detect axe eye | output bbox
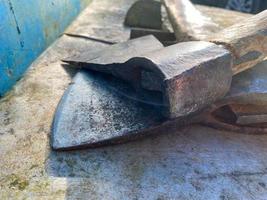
[211,104,267,128]
[212,105,238,124]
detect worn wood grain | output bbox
[163,0,220,41]
[209,10,267,74]
[163,0,251,40]
[195,5,251,28]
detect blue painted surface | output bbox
[0,0,91,96]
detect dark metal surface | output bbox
[52,70,165,150]
[130,28,176,46]
[63,35,163,66]
[124,0,162,29]
[63,35,165,105]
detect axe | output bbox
[52,64,267,150]
[53,35,267,150]
[64,10,267,119]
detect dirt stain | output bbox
[8,174,29,191]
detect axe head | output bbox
[52,35,267,150]
[65,40,233,119]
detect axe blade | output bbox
[52,71,165,150]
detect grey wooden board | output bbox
[64,0,135,44]
[2,0,267,199]
[47,125,267,200]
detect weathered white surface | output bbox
[1,0,267,199]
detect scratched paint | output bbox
[0,0,91,96]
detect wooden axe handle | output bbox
[209,10,267,74]
[163,0,220,41]
[163,0,267,74]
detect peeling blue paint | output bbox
[0,0,91,96]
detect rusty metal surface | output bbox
[2,0,267,199]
